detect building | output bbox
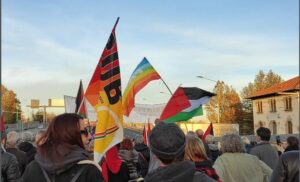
[247,76,299,135]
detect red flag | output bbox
[202,123,214,140]
[147,120,151,138]
[159,87,191,120]
[1,114,5,133]
[143,124,147,145]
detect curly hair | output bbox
[220,134,246,153]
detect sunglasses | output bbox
[80,128,89,136]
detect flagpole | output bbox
[160,78,173,95]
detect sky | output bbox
[2,0,299,115]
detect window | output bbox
[256,101,263,113]
[287,121,293,134]
[271,121,277,134]
[285,97,292,111]
[269,99,276,112]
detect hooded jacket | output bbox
[145,161,215,182]
[22,145,104,182]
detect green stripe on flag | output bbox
[163,106,203,123]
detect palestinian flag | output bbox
[202,123,214,140]
[160,87,215,123]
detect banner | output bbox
[84,18,123,162]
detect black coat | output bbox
[1,148,21,182]
[23,160,104,182]
[106,162,130,182]
[6,147,27,174]
[17,141,37,164]
[134,143,150,177]
[23,145,104,182]
[269,151,299,182]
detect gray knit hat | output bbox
[149,122,185,160]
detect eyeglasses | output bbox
[80,128,89,137]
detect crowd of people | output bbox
[1,113,299,182]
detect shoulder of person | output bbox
[194,171,216,182]
[77,160,102,171]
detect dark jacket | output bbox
[134,143,150,177]
[17,141,37,164]
[1,147,21,182]
[250,141,279,169]
[195,160,221,181]
[106,162,130,182]
[119,149,140,180]
[6,147,27,174]
[284,145,299,153]
[203,141,212,159]
[145,161,216,182]
[269,151,299,182]
[208,144,220,162]
[22,145,104,182]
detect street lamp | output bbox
[196,76,223,124]
[196,76,218,83]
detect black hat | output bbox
[149,122,185,160]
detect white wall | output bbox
[253,93,299,134]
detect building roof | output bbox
[247,76,299,99]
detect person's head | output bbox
[149,122,185,165]
[120,138,134,150]
[241,136,250,145]
[135,135,144,145]
[22,131,34,142]
[6,131,19,148]
[286,136,299,147]
[186,131,196,138]
[205,134,215,144]
[195,129,204,139]
[35,130,46,145]
[220,134,246,153]
[256,127,271,142]
[184,136,208,162]
[38,113,91,161]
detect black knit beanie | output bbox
[149,122,185,160]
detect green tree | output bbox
[205,81,242,124]
[239,70,283,135]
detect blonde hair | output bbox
[184,136,208,162]
[241,136,250,145]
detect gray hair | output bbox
[22,131,34,142]
[221,134,246,153]
[205,134,215,144]
[6,131,19,147]
[186,131,196,138]
[135,135,144,144]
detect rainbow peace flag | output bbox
[84,18,123,162]
[123,57,161,116]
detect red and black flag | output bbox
[202,123,214,140]
[76,80,87,118]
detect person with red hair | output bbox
[23,113,104,182]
